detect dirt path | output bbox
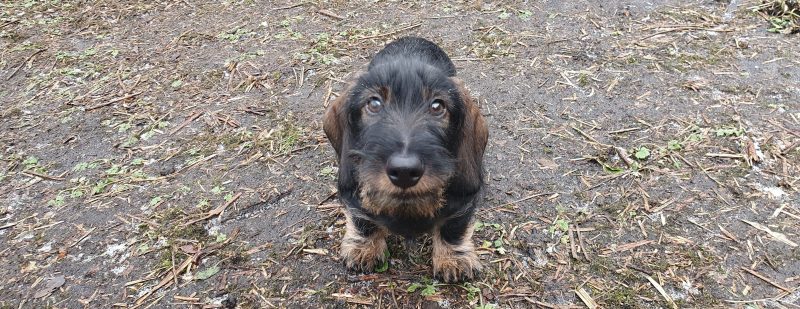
[1,1,798,308]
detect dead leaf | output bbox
[195,265,220,280]
[33,275,65,298]
[179,244,198,254]
[21,261,38,273]
[537,158,559,169]
[746,139,759,162]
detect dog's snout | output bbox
[386,153,424,188]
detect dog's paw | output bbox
[340,232,387,272]
[432,246,482,283]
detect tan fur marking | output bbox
[340,212,388,271]
[357,170,448,217]
[432,222,482,283]
[360,186,444,218]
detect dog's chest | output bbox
[375,213,438,239]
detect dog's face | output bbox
[325,60,487,217]
[350,61,461,215]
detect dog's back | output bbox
[368,37,457,77]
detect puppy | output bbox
[323,37,488,282]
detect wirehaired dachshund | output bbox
[323,36,488,282]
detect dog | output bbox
[323,36,488,282]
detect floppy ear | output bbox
[323,84,353,160]
[450,78,489,190]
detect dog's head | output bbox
[324,60,488,217]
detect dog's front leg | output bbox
[432,198,482,282]
[341,211,387,272]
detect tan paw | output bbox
[432,229,482,282]
[433,248,482,282]
[340,214,387,272]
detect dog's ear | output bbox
[450,77,488,190]
[323,84,353,160]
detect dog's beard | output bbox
[355,162,449,218]
[359,185,445,218]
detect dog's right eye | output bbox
[366,97,383,114]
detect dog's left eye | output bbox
[366,97,383,114]
[429,99,446,117]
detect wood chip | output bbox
[85,91,143,111]
[741,220,798,247]
[644,274,677,309]
[602,240,653,254]
[331,293,373,305]
[740,267,792,293]
[575,287,598,309]
[302,248,329,255]
[182,192,241,227]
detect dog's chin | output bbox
[388,189,439,204]
[360,186,444,218]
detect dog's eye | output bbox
[366,97,383,114]
[429,99,446,117]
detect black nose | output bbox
[386,153,424,189]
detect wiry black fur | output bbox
[335,37,483,243]
[368,37,457,77]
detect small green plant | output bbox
[474,221,502,232]
[105,164,123,175]
[218,28,253,42]
[548,218,570,244]
[70,188,84,199]
[48,194,65,207]
[407,279,438,297]
[687,133,704,142]
[319,166,337,180]
[374,249,390,273]
[498,10,511,19]
[195,265,220,280]
[23,156,39,169]
[72,162,97,172]
[196,198,210,209]
[715,126,744,137]
[213,231,227,243]
[751,0,799,33]
[667,140,682,151]
[634,146,651,160]
[295,33,339,65]
[477,222,507,254]
[577,73,590,87]
[463,282,481,302]
[549,218,569,234]
[91,178,110,195]
[274,123,301,155]
[149,196,162,207]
